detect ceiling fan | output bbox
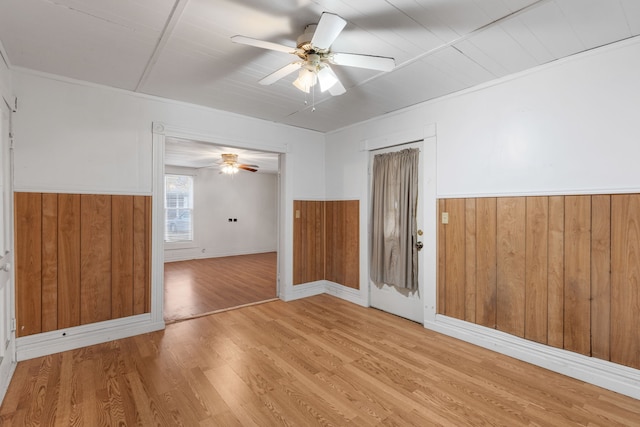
[219,153,259,174]
[231,12,395,96]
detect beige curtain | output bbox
[370,148,419,292]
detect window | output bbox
[165,174,194,243]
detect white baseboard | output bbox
[16,315,165,361]
[164,249,277,263]
[426,315,640,400]
[325,281,368,307]
[280,281,326,301]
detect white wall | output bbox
[165,165,278,262]
[12,71,325,196]
[327,36,640,199]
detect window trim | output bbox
[164,169,197,250]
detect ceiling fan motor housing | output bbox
[297,24,317,51]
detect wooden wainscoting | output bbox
[437,194,640,370]
[293,200,325,285]
[15,192,152,337]
[293,200,359,288]
[325,200,359,289]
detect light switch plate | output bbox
[442,212,449,224]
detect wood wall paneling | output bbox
[444,199,466,319]
[112,196,134,318]
[590,195,611,361]
[437,199,446,315]
[547,196,565,348]
[496,197,526,338]
[325,200,359,289]
[475,198,497,328]
[80,194,112,324]
[14,193,152,337]
[293,200,325,285]
[464,199,477,323]
[15,193,42,337]
[437,193,640,369]
[57,194,81,329]
[293,200,359,289]
[313,201,325,281]
[563,195,591,356]
[41,193,58,332]
[525,197,548,344]
[133,196,150,314]
[611,194,640,369]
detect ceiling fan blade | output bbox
[311,12,347,50]
[331,52,395,72]
[259,62,302,85]
[231,35,298,54]
[238,165,258,172]
[239,163,259,168]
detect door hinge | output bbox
[10,318,16,332]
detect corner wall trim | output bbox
[16,315,165,361]
[325,281,367,307]
[425,315,640,400]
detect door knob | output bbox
[416,241,423,251]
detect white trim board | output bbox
[280,280,326,302]
[16,315,165,361]
[0,346,16,404]
[425,315,640,400]
[325,281,368,307]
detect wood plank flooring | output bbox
[164,252,277,322]
[2,294,638,426]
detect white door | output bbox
[369,138,436,323]
[0,98,15,398]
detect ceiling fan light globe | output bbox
[317,66,338,92]
[293,68,317,93]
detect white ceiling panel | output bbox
[515,1,586,59]
[0,0,637,133]
[499,16,555,64]
[0,0,174,90]
[555,0,632,50]
[423,47,497,88]
[456,25,541,76]
[621,0,640,34]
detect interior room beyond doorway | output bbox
[163,138,280,322]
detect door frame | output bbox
[368,141,425,323]
[361,124,437,324]
[151,123,291,323]
[0,96,16,402]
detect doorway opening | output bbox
[162,138,280,322]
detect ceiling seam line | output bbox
[135,0,190,93]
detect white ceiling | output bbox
[0,0,638,135]
[165,137,279,172]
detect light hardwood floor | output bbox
[1,294,638,426]
[164,252,277,322]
